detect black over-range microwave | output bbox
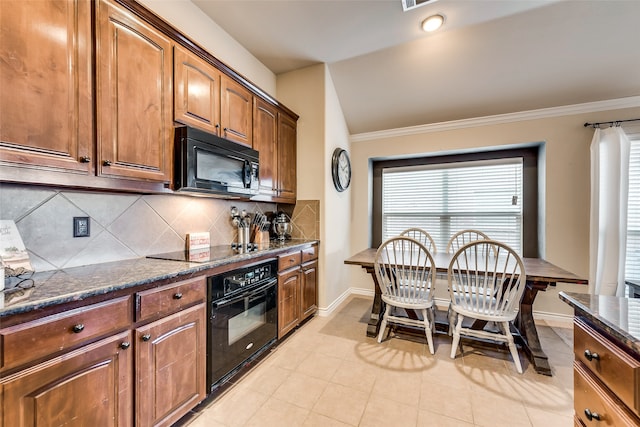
[174,125,259,197]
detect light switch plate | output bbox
[73,217,90,237]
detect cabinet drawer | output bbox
[574,361,640,426]
[0,296,131,370]
[278,251,301,271]
[574,318,640,415]
[301,245,318,263]
[136,276,206,322]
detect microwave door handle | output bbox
[243,160,251,188]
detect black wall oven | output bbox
[207,259,278,391]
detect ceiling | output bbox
[192,0,640,135]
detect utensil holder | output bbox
[253,230,270,248]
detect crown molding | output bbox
[350,96,640,143]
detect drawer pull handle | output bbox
[584,408,601,421]
[584,349,600,361]
[72,324,85,333]
[120,342,131,350]
[173,292,183,300]
[142,334,152,342]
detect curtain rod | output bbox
[584,118,640,128]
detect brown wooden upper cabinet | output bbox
[253,98,278,198]
[220,75,254,147]
[0,0,297,199]
[174,45,222,136]
[0,0,93,174]
[253,99,298,203]
[174,46,253,148]
[95,0,173,183]
[277,113,298,202]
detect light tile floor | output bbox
[185,296,575,427]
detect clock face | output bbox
[332,148,351,192]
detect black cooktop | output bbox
[146,245,262,263]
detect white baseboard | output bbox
[316,288,358,317]
[317,287,573,327]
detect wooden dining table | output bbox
[344,248,588,375]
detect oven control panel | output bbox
[223,263,273,295]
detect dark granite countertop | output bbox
[559,291,640,355]
[1,240,318,318]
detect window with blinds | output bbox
[382,158,523,253]
[626,139,640,282]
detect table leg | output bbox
[365,266,384,337]
[515,280,552,376]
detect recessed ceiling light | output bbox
[422,14,444,32]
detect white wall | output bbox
[276,66,324,201]
[138,0,276,97]
[276,65,352,311]
[322,67,352,309]
[348,104,640,318]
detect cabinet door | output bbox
[95,0,173,183]
[136,303,206,427]
[253,98,278,198]
[220,75,253,147]
[0,0,92,173]
[276,113,297,202]
[0,331,133,427]
[174,45,221,135]
[301,260,318,320]
[278,268,301,339]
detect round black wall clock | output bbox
[331,148,351,192]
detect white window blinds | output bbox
[626,139,640,281]
[382,158,523,253]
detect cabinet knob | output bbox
[173,292,183,300]
[120,342,131,350]
[79,156,91,163]
[103,160,112,166]
[584,349,600,361]
[583,408,601,421]
[142,334,151,342]
[72,324,85,333]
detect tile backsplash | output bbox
[0,183,281,272]
[289,200,320,240]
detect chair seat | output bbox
[381,293,432,310]
[450,303,516,323]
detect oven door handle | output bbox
[212,278,277,308]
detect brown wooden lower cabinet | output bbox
[278,267,301,339]
[136,303,207,427]
[0,331,134,427]
[0,276,208,427]
[277,244,318,339]
[301,259,318,319]
[572,317,640,426]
